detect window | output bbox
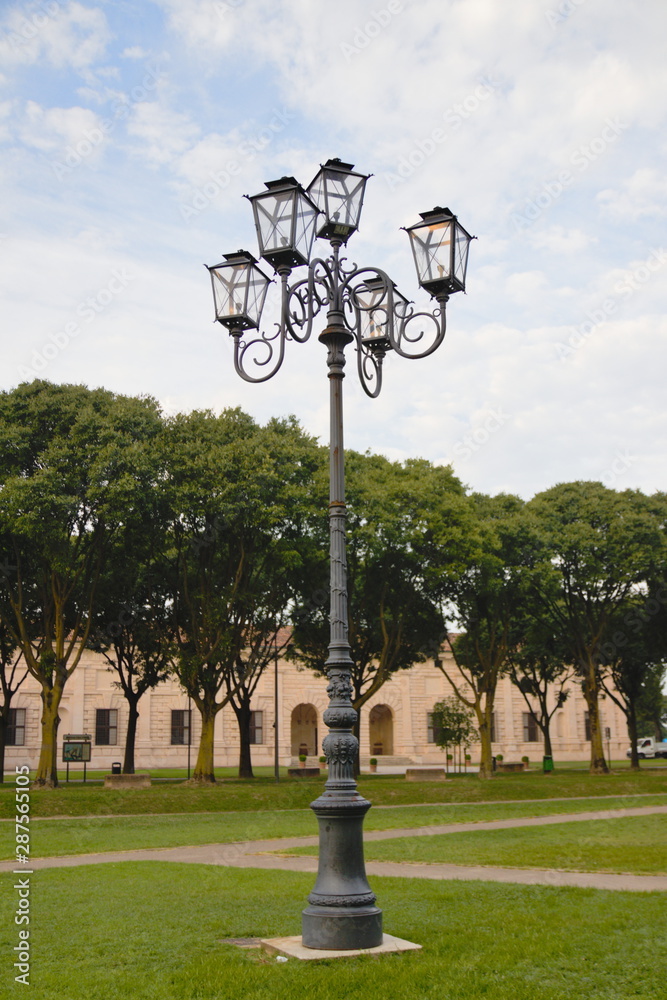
[171,710,191,746]
[7,708,26,746]
[522,712,539,742]
[95,709,118,746]
[490,712,498,743]
[427,712,442,745]
[584,711,591,741]
[249,711,263,745]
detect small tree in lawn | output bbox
[430,696,477,772]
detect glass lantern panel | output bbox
[245,266,270,325]
[324,171,366,229]
[308,172,326,214]
[255,190,297,255]
[357,281,389,341]
[293,192,318,263]
[411,219,453,286]
[453,223,470,288]
[211,263,248,320]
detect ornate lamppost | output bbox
[207,158,474,951]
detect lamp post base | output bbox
[302,906,383,951]
[301,786,383,951]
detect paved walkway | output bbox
[3,804,666,892]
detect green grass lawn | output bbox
[3,794,667,860]
[286,812,667,875]
[0,862,664,999]
[3,768,667,818]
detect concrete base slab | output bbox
[405,768,447,781]
[103,773,151,788]
[259,933,422,961]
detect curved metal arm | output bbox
[230,324,286,384]
[355,340,385,398]
[392,297,448,360]
[228,252,448,388]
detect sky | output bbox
[1,0,666,500]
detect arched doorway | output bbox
[291,704,318,757]
[369,704,393,756]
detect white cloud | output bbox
[0,1,110,71]
[528,226,594,254]
[18,100,105,155]
[126,102,200,166]
[121,46,150,60]
[597,168,667,221]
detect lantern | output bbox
[307,158,369,242]
[405,207,474,296]
[207,250,271,330]
[247,176,320,270]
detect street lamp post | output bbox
[207,158,474,951]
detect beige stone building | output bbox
[5,647,631,772]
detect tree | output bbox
[290,453,466,766]
[430,696,477,771]
[88,451,175,774]
[0,623,28,783]
[600,590,667,769]
[508,613,573,762]
[528,483,664,775]
[167,409,320,781]
[90,557,174,773]
[637,667,667,741]
[0,380,164,786]
[435,493,536,779]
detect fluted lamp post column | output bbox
[206,158,474,951]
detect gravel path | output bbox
[3,804,665,892]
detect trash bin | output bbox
[542,755,554,773]
[111,762,122,775]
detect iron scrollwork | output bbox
[229,244,448,398]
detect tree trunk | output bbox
[0,713,6,784]
[626,699,640,771]
[232,700,254,779]
[34,684,63,787]
[583,667,609,774]
[192,702,217,783]
[537,695,554,759]
[477,705,494,779]
[123,697,140,774]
